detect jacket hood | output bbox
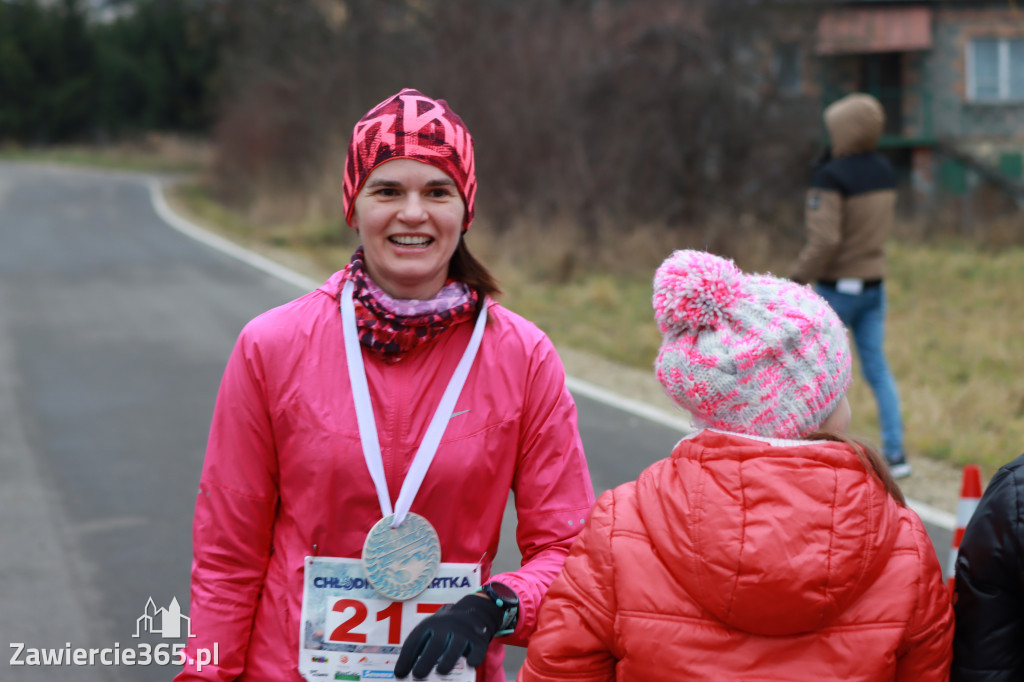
[637,430,900,636]
[824,93,884,156]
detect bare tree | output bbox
[209,0,824,259]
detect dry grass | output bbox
[0,134,211,174]
[873,241,1024,472]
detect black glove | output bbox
[394,593,502,679]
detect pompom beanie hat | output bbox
[343,88,477,230]
[653,250,852,439]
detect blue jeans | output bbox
[814,283,904,462]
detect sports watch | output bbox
[479,581,519,637]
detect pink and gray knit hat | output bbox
[343,88,477,230]
[653,250,852,439]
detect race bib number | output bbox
[299,557,480,681]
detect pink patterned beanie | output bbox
[343,88,477,229]
[653,250,852,439]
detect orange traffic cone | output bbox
[946,465,983,594]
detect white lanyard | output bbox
[341,279,487,528]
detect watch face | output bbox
[487,581,519,636]
[487,581,518,605]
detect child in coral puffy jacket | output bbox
[519,250,953,682]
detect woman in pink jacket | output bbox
[176,89,595,682]
[519,251,953,681]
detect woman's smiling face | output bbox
[350,158,466,300]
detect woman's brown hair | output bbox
[806,431,907,507]
[448,237,502,300]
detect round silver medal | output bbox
[362,512,441,601]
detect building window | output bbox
[773,43,802,95]
[967,37,1024,103]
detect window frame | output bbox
[966,37,1024,104]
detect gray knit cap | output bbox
[652,250,852,439]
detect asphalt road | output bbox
[0,163,302,681]
[0,162,952,681]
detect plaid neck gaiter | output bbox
[341,248,480,364]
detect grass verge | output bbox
[0,135,209,175]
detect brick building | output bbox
[774,0,1024,211]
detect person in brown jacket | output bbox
[791,92,909,478]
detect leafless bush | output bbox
[209,0,825,262]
